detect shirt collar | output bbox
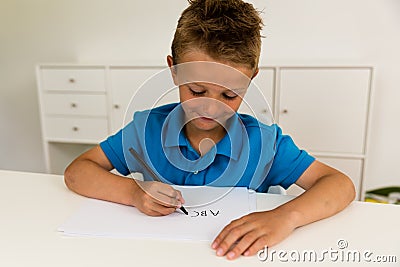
[163,104,187,147]
[214,115,244,161]
[162,105,244,161]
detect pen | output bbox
[128,147,189,215]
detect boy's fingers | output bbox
[175,189,185,204]
[152,190,182,207]
[151,205,177,216]
[157,183,179,198]
[155,185,185,206]
[242,235,270,256]
[139,181,181,207]
[146,204,176,216]
[135,181,185,215]
[213,217,257,258]
[224,230,259,260]
[212,218,245,248]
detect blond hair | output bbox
[171,0,263,70]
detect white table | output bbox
[0,170,399,266]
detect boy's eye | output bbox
[222,92,238,100]
[189,87,205,96]
[187,85,239,100]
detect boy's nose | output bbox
[202,98,219,117]
[201,97,230,118]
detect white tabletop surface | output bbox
[0,169,399,267]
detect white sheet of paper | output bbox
[59,186,256,241]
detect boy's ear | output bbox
[251,68,259,79]
[167,55,179,86]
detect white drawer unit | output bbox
[37,65,110,174]
[275,66,373,199]
[42,94,107,116]
[44,117,108,143]
[36,64,373,200]
[109,67,168,132]
[278,67,371,154]
[41,68,106,92]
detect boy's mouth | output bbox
[199,116,215,121]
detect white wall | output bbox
[261,0,400,191]
[0,0,399,190]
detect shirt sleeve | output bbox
[266,125,315,189]
[99,129,130,176]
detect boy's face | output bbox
[167,51,257,133]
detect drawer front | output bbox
[44,117,108,142]
[109,68,167,132]
[41,68,106,92]
[278,68,371,154]
[42,94,107,116]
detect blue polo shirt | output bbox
[100,103,315,193]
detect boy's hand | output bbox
[211,209,297,260]
[132,180,185,216]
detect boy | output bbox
[64,0,355,261]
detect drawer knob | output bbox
[71,103,77,108]
[72,126,79,132]
[114,104,120,109]
[69,78,75,83]
[282,109,288,114]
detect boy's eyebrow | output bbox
[188,81,247,92]
[189,82,205,89]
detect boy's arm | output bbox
[64,145,184,216]
[211,160,356,260]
